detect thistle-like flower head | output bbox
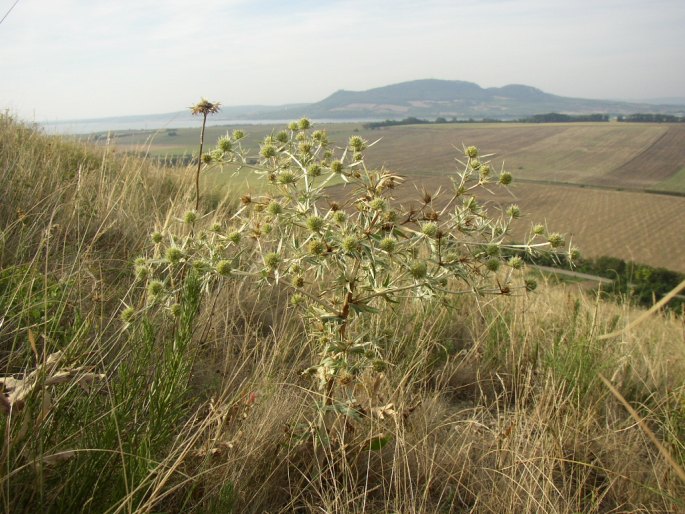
[190,98,221,116]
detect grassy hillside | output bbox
[2,115,684,513]
[97,121,685,272]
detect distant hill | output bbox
[257,79,685,120]
[43,79,685,131]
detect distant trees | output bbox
[519,113,609,123]
[517,251,685,311]
[617,113,685,123]
[362,112,685,129]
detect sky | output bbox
[1,0,684,121]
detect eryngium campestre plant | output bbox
[133,114,572,408]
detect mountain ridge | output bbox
[43,79,685,126]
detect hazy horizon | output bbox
[2,0,684,122]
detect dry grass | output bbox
[2,115,684,513]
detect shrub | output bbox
[132,114,571,416]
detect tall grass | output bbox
[0,115,683,512]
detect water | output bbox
[40,117,380,135]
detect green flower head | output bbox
[165,246,183,264]
[341,236,359,253]
[264,252,281,269]
[380,237,397,253]
[216,260,232,276]
[410,260,428,280]
[306,215,324,232]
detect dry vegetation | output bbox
[2,115,685,513]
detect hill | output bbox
[43,79,685,132]
[282,79,685,119]
[4,114,685,512]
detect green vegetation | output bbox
[364,112,610,128]
[1,113,684,512]
[520,251,685,310]
[618,113,685,123]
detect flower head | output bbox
[190,98,221,116]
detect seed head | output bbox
[341,236,359,253]
[135,265,149,281]
[232,129,245,140]
[241,194,252,205]
[533,224,545,236]
[349,135,366,152]
[264,252,281,269]
[227,231,241,244]
[547,232,565,248]
[216,260,232,276]
[465,146,478,158]
[486,258,500,272]
[380,237,397,253]
[147,279,164,297]
[469,159,481,170]
[569,247,581,261]
[308,240,325,255]
[330,160,344,173]
[267,201,283,216]
[190,98,221,116]
[369,198,386,211]
[306,215,324,232]
[307,164,322,177]
[165,246,183,264]
[480,164,491,178]
[201,153,213,164]
[262,223,273,235]
[298,118,311,130]
[506,204,521,219]
[486,244,500,257]
[275,130,289,143]
[499,171,513,186]
[151,231,163,244]
[525,278,538,291]
[120,306,136,323]
[260,144,277,159]
[422,222,439,238]
[299,142,312,155]
[210,222,222,233]
[278,171,297,185]
[410,260,428,280]
[217,136,232,153]
[332,211,347,224]
[508,256,524,270]
[292,275,305,288]
[170,303,182,317]
[384,210,398,223]
[288,121,299,131]
[290,293,305,307]
[183,210,198,224]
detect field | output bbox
[99,121,685,272]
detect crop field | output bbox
[377,178,685,273]
[97,122,685,271]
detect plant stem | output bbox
[195,112,208,211]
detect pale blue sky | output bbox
[1,0,684,121]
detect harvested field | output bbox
[104,121,685,270]
[598,125,685,187]
[382,177,685,272]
